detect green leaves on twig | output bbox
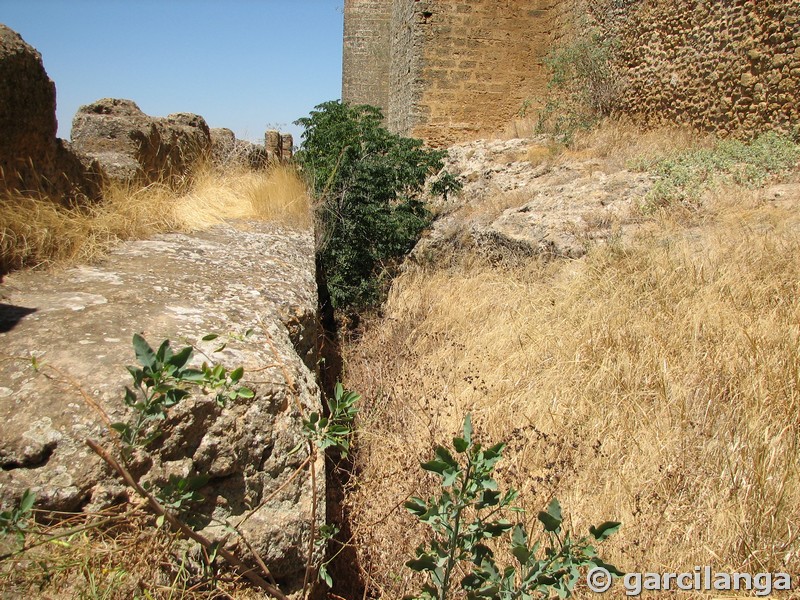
[302,382,359,457]
[405,415,622,600]
[112,334,254,451]
[0,489,35,548]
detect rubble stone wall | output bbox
[602,0,800,136]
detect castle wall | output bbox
[343,0,800,145]
[342,0,392,113]
[392,0,568,147]
[386,0,421,136]
[604,0,800,136]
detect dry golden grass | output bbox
[562,119,715,167]
[0,163,311,275]
[0,506,265,599]
[174,163,312,231]
[499,117,713,172]
[343,191,800,598]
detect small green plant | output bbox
[146,474,210,526]
[637,131,800,210]
[315,523,341,588]
[302,382,360,457]
[112,334,253,450]
[405,415,622,600]
[0,489,35,547]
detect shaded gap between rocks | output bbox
[315,257,367,600]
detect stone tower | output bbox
[342,0,392,113]
[342,0,567,147]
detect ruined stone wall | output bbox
[342,0,392,112]
[390,0,569,147]
[601,0,800,136]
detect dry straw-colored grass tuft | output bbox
[0,506,264,599]
[1,162,311,275]
[344,192,800,597]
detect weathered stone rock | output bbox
[0,24,101,203]
[281,134,294,160]
[266,130,282,161]
[412,137,654,263]
[0,220,323,583]
[210,127,237,158]
[70,98,212,186]
[210,128,268,170]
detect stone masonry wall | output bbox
[602,0,800,136]
[386,0,420,136]
[390,0,569,147]
[342,0,392,111]
[343,0,800,145]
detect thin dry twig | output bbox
[86,438,289,600]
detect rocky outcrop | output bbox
[413,137,654,263]
[210,127,269,170]
[0,220,323,583]
[71,98,213,186]
[266,130,294,161]
[0,24,101,203]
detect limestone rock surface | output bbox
[414,138,655,263]
[210,127,268,170]
[0,220,322,581]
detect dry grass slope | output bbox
[344,189,800,597]
[0,163,311,276]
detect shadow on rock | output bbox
[0,303,37,333]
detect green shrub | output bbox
[405,415,622,600]
[295,101,446,311]
[636,131,800,209]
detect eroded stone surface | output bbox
[71,98,212,186]
[0,220,322,581]
[414,138,655,262]
[0,24,102,203]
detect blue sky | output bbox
[1,1,344,144]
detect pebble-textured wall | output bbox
[604,0,800,136]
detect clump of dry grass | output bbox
[174,163,311,231]
[0,505,264,599]
[563,119,712,165]
[344,192,800,597]
[0,163,311,276]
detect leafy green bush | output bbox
[536,27,622,142]
[636,131,800,209]
[405,416,622,600]
[295,101,446,311]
